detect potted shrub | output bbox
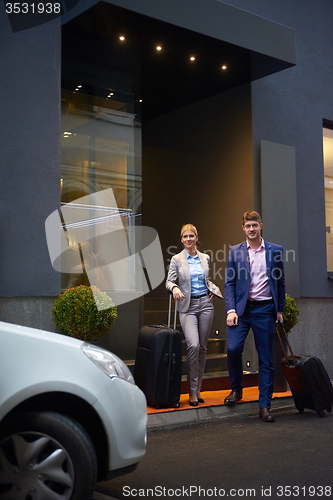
[52,285,117,342]
[282,294,300,333]
[274,294,300,392]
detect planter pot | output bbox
[273,333,289,393]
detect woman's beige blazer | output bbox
[165,249,223,312]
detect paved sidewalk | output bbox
[93,494,114,500]
[93,493,116,500]
[147,387,294,431]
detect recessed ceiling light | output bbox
[190,56,196,61]
[156,45,162,51]
[139,99,143,103]
[119,36,125,41]
[221,65,227,70]
[77,85,82,88]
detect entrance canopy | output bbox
[62,0,296,120]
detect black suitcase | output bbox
[276,321,333,417]
[134,296,182,408]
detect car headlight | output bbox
[81,344,135,385]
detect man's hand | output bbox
[276,312,284,323]
[227,312,238,326]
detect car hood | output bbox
[0,321,112,419]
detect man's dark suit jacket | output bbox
[224,240,285,318]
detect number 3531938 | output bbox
[276,485,331,497]
[6,3,61,14]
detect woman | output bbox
[166,224,222,406]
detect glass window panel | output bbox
[61,11,142,291]
[323,126,333,276]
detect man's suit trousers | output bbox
[179,294,214,396]
[227,300,276,408]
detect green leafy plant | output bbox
[282,294,299,333]
[52,285,117,342]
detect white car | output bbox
[0,321,147,500]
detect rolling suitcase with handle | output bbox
[134,295,182,408]
[276,320,333,417]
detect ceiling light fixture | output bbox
[190,56,196,61]
[221,65,227,70]
[119,36,125,41]
[156,45,162,51]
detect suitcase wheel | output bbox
[327,405,332,413]
[295,403,304,413]
[174,402,180,408]
[317,410,326,418]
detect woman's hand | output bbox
[173,287,185,301]
[209,292,215,300]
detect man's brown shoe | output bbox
[224,390,243,406]
[259,408,275,422]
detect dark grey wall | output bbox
[261,140,300,298]
[223,0,333,298]
[0,6,61,297]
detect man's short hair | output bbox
[242,211,262,225]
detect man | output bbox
[224,211,285,422]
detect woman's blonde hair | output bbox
[180,223,198,240]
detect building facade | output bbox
[1,0,333,375]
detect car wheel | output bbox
[0,411,97,500]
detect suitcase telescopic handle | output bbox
[276,320,297,366]
[168,293,178,330]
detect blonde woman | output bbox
[166,224,222,405]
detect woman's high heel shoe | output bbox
[189,400,199,406]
